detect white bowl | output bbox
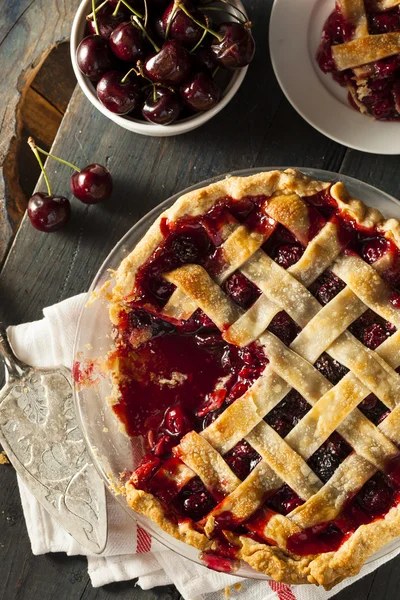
[70,0,249,137]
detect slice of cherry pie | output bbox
[108,169,400,589]
[317,0,400,120]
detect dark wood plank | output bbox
[32,42,76,114]
[0,460,90,600]
[0,0,81,264]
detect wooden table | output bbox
[1,1,400,598]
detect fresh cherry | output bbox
[192,45,218,72]
[87,12,124,39]
[144,40,191,85]
[97,70,141,114]
[109,21,145,62]
[180,71,221,111]
[28,193,71,232]
[161,2,204,47]
[71,164,113,204]
[76,35,113,80]
[142,86,181,124]
[211,22,255,69]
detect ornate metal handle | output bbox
[0,325,28,382]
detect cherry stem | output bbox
[135,62,155,84]
[87,0,109,19]
[119,0,144,19]
[131,16,160,51]
[143,0,148,30]
[121,67,136,83]
[27,138,52,196]
[112,0,122,17]
[165,1,179,39]
[92,0,100,35]
[190,17,209,53]
[178,3,222,41]
[212,65,219,78]
[33,143,81,173]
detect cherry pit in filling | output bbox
[109,186,400,557]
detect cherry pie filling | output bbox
[317,5,400,120]
[111,188,400,558]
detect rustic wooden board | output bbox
[0,0,81,264]
[2,0,400,599]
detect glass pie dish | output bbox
[73,167,400,578]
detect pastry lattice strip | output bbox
[162,193,400,548]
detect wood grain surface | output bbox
[0,0,81,264]
[1,0,400,599]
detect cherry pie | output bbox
[317,0,400,120]
[108,169,400,589]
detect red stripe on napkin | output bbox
[136,525,152,553]
[268,581,296,600]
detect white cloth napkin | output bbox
[6,294,400,600]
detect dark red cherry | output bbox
[97,70,141,114]
[267,311,299,346]
[274,244,303,269]
[370,12,400,34]
[183,491,214,520]
[109,21,145,62]
[210,22,255,69]
[360,322,389,350]
[70,164,112,204]
[362,238,389,264]
[192,45,218,72]
[164,406,192,437]
[180,72,221,111]
[144,40,191,85]
[87,13,124,39]
[28,192,71,232]
[162,2,204,47]
[224,273,258,309]
[142,86,181,124]
[76,35,114,81]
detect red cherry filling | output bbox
[266,485,304,516]
[174,477,216,521]
[223,273,260,309]
[349,310,396,350]
[358,393,390,425]
[309,271,345,305]
[264,390,310,438]
[288,467,400,556]
[273,244,303,269]
[224,441,261,480]
[314,353,348,385]
[307,433,352,483]
[267,311,300,347]
[370,9,400,34]
[362,237,390,264]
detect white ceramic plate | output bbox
[269,0,400,154]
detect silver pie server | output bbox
[0,325,107,554]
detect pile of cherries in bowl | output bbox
[76,0,255,125]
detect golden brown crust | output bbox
[111,170,400,590]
